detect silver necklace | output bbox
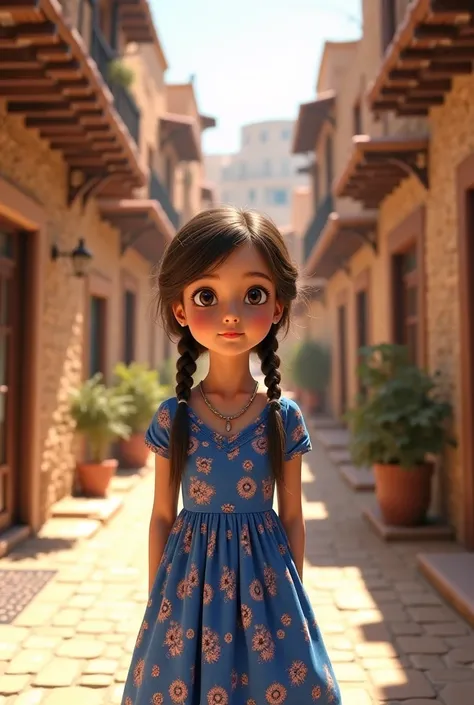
[199,381,259,432]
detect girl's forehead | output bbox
[212,243,271,275]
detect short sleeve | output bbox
[284,398,312,461]
[145,399,173,458]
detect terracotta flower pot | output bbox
[118,432,149,469]
[373,462,434,526]
[301,389,320,414]
[77,459,118,498]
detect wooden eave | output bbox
[0,0,145,204]
[117,0,167,62]
[292,91,335,154]
[160,113,202,162]
[201,182,215,201]
[200,114,216,131]
[98,198,174,262]
[367,0,474,116]
[334,135,430,208]
[305,213,377,280]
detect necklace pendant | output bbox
[225,419,232,432]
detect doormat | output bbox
[0,569,57,624]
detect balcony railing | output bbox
[150,170,180,230]
[303,193,334,262]
[90,23,141,145]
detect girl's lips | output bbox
[219,332,244,339]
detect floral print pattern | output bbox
[122,396,340,704]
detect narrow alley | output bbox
[1,424,473,705]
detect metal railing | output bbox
[149,170,180,230]
[90,22,141,145]
[303,192,334,262]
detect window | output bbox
[263,159,271,177]
[337,305,348,413]
[356,288,369,394]
[281,128,291,141]
[123,289,136,365]
[313,163,320,205]
[281,159,290,176]
[165,155,173,197]
[381,0,397,53]
[393,244,419,364]
[248,188,256,203]
[325,135,334,192]
[353,100,362,135]
[266,189,289,206]
[260,129,268,143]
[89,295,107,376]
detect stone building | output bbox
[0,0,214,549]
[293,0,474,617]
[205,120,308,227]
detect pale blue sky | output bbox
[150,0,361,155]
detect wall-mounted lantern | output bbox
[51,238,93,278]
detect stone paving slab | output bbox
[1,433,474,704]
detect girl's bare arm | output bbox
[148,454,178,595]
[277,455,306,580]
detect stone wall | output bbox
[425,74,474,540]
[377,73,474,540]
[0,104,160,526]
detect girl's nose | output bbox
[223,310,240,324]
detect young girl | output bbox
[121,206,341,705]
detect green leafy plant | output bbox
[70,374,133,462]
[113,362,166,434]
[346,343,456,469]
[107,58,134,89]
[288,340,331,393]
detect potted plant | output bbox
[346,344,456,526]
[289,340,331,413]
[112,362,166,468]
[107,58,135,89]
[70,374,133,497]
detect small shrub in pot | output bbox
[113,362,167,468]
[70,374,133,496]
[346,344,456,526]
[289,340,331,413]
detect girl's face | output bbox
[172,243,283,356]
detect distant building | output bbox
[205,120,308,227]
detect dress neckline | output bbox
[186,400,273,447]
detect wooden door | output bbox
[0,230,20,531]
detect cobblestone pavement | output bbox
[1,434,474,705]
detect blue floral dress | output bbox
[121,396,341,705]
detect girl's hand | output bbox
[277,455,306,580]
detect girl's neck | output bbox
[202,352,255,400]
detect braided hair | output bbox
[256,325,285,483]
[156,206,299,489]
[169,326,200,492]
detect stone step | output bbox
[51,496,123,524]
[314,428,351,450]
[363,506,455,542]
[339,463,375,491]
[418,552,474,629]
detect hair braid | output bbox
[256,325,285,483]
[169,327,199,490]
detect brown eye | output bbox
[245,287,269,305]
[192,289,217,307]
